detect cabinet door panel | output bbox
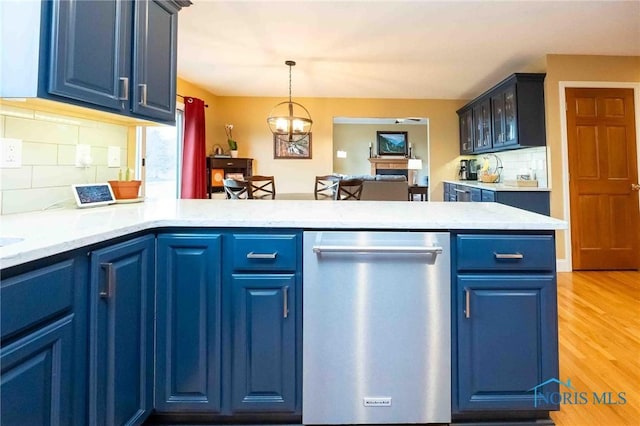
[156,234,223,412]
[132,0,178,122]
[457,275,558,411]
[1,316,73,426]
[48,0,130,110]
[230,274,297,413]
[90,235,154,426]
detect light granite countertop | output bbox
[0,199,566,269]
[443,180,551,192]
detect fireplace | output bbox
[368,157,414,183]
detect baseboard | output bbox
[556,258,571,272]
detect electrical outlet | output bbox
[107,146,121,167]
[75,144,92,167]
[0,138,23,168]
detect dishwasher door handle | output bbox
[312,245,443,255]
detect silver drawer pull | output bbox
[465,288,470,319]
[246,251,277,259]
[283,285,289,318]
[100,262,115,299]
[313,245,443,255]
[494,252,524,260]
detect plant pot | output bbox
[108,180,142,199]
[230,150,239,158]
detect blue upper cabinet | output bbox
[457,73,546,154]
[156,233,223,413]
[1,0,182,124]
[48,0,132,111]
[132,0,178,122]
[89,235,155,426]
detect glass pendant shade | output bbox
[267,60,312,143]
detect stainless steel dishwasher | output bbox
[303,231,451,425]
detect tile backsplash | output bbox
[0,104,128,214]
[474,146,548,188]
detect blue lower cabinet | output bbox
[156,234,223,412]
[456,274,559,412]
[89,235,155,426]
[0,257,88,425]
[230,274,297,413]
[0,316,74,426]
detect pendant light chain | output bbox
[288,63,293,103]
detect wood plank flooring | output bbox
[551,271,640,426]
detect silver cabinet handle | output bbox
[283,286,289,319]
[119,77,129,100]
[246,251,277,259]
[312,245,443,255]
[454,188,468,193]
[465,288,470,319]
[139,83,147,106]
[494,252,524,260]
[100,262,114,299]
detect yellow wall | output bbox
[544,54,640,264]
[210,97,464,197]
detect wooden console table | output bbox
[207,157,253,197]
[368,157,415,184]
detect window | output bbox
[136,107,184,199]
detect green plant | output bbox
[225,124,238,150]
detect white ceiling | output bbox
[177,0,640,100]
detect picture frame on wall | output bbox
[274,133,312,159]
[376,131,408,156]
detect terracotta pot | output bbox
[108,180,141,199]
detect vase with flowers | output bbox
[225,124,238,158]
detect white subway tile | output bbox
[1,167,32,190]
[4,116,78,145]
[79,125,128,148]
[91,146,108,166]
[0,116,5,137]
[2,186,73,214]
[22,142,58,165]
[57,145,76,165]
[95,166,121,182]
[32,165,96,187]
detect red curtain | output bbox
[181,97,207,199]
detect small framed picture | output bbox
[274,133,312,159]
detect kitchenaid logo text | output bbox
[529,378,627,407]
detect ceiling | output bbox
[177,0,640,101]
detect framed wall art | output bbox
[274,133,312,159]
[376,131,408,156]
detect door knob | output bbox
[632,183,640,191]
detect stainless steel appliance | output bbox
[303,231,451,425]
[459,159,478,180]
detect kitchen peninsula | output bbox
[0,200,566,426]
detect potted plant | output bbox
[225,124,238,158]
[108,168,141,199]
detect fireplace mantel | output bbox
[368,157,415,183]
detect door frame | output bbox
[558,82,640,271]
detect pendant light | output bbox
[267,60,312,143]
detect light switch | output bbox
[107,146,121,168]
[0,138,23,168]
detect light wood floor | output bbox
[551,271,640,426]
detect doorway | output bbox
[565,87,640,270]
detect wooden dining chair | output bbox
[335,178,364,200]
[223,178,249,199]
[247,175,276,199]
[314,175,340,199]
